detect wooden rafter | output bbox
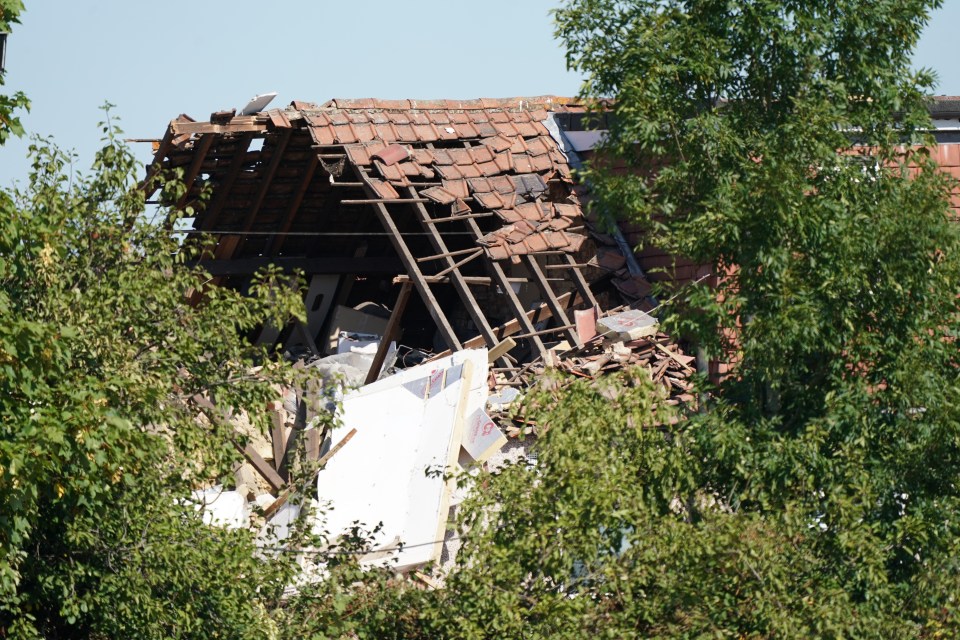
[523,254,583,347]
[198,132,255,232]
[267,154,319,255]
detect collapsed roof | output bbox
[143,96,676,386]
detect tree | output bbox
[276,3,960,637]
[0,0,29,144]
[0,110,310,637]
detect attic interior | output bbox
[143,98,674,384]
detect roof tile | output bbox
[333,124,358,144]
[448,149,472,166]
[448,112,469,124]
[458,163,483,178]
[434,164,463,180]
[431,149,454,165]
[475,191,505,209]
[353,122,377,142]
[371,144,410,166]
[345,145,372,166]
[490,176,515,194]
[514,121,540,137]
[478,161,501,176]
[442,179,469,198]
[509,137,529,153]
[374,160,406,183]
[369,111,390,125]
[453,122,480,138]
[413,123,439,142]
[494,209,525,224]
[437,125,459,140]
[305,113,331,127]
[368,178,400,199]
[386,111,412,125]
[467,177,492,193]
[428,111,451,125]
[469,146,495,164]
[476,122,498,137]
[467,110,490,124]
[493,121,520,137]
[529,108,549,121]
[374,123,399,142]
[421,186,458,205]
[393,123,417,141]
[488,111,510,124]
[346,112,372,124]
[554,203,580,218]
[411,149,435,164]
[493,151,515,173]
[512,153,534,173]
[309,125,335,146]
[514,202,544,222]
[525,137,552,156]
[377,99,413,110]
[481,135,513,153]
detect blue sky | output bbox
[2,0,959,188]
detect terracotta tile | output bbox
[532,121,550,136]
[514,202,542,222]
[467,177,492,193]
[393,123,417,141]
[530,154,554,172]
[309,125,335,146]
[490,176,515,194]
[448,149,473,166]
[437,125,459,140]
[597,247,627,271]
[544,231,570,249]
[305,113,331,127]
[506,227,533,244]
[480,98,504,109]
[402,111,425,125]
[467,110,490,124]
[554,203,581,218]
[368,178,399,199]
[332,124,358,144]
[345,145,372,166]
[613,274,652,299]
[372,144,410,166]
[365,142,388,157]
[512,153,534,173]
[475,161,498,176]
[374,160,404,183]
[336,98,377,109]
[452,198,472,215]
[565,233,587,252]
[328,111,351,125]
[442,179,469,198]
[376,99,412,110]
[494,209,524,223]
[374,123,398,143]
[476,122,498,138]
[514,121,539,138]
[447,99,483,109]
[493,151,515,173]
[434,164,463,180]
[525,137,552,156]
[386,112,412,125]
[458,163,483,178]
[432,149,454,165]
[486,243,511,261]
[546,217,573,231]
[529,108,549,121]
[369,111,390,125]
[510,111,532,123]
[428,111,451,125]
[346,111,371,124]
[411,149,435,165]
[512,173,547,197]
[453,122,480,138]
[470,146,495,164]
[493,121,520,137]
[481,135,513,153]
[413,99,446,110]
[475,191,504,209]
[421,186,458,205]
[488,111,509,123]
[353,122,377,142]
[499,192,517,209]
[524,233,551,253]
[510,137,529,153]
[413,123,439,142]
[448,112,469,124]
[419,165,436,180]
[401,161,422,177]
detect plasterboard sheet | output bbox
[314,349,487,570]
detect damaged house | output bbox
[144,95,698,571]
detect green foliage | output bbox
[0,109,306,637]
[0,0,29,144]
